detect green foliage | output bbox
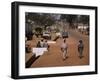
[26,13,55,27]
[60,14,78,29]
[78,15,89,25]
[35,27,43,34]
[60,14,78,23]
[60,14,89,29]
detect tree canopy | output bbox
[26,13,89,29]
[78,15,89,25]
[26,13,55,28]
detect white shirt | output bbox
[61,43,68,49]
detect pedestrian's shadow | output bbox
[79,56,84,59]
[66,56,69,59]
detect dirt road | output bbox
[29,29,89,68]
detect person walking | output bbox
[44,40,50,51]
[61,39,68,60]
[78,39,84,59]
[36,41,41,47]
[40,39,44,47]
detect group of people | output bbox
[61,39,84,60]
[36,39,49,51]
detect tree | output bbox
[78,15,89,35]
[39,14,55,30]
[78,15,89,25]
[60,14,78,29]
[26,13,55,30]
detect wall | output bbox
[0,0,99,81]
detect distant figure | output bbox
[36,41,41,47]
[44,40,50,51]
[61,39,68,60]
[40,39,44,47]
[78,40,84,59]
[25,44,31,53]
